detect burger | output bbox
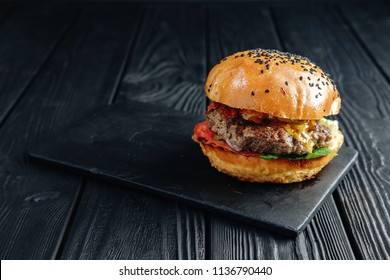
[192,49,343,183]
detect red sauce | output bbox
[219,105,238,118]
[207,102,221,111]
[207,102,238,118]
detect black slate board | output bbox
[29,101,358,236]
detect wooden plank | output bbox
[0,3,78,124]
[117,3,206,115]
[0,3,139,259]
[61,180,205,259]
[207,3,355,259]
[273,4,390,259]
[211,197,353,259]
[207,3,279,66]
[59,4,207,259]
[339,3,390,82]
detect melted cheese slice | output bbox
[284,121,316,153]
[241,110,272,123]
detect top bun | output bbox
[206,49,341,120]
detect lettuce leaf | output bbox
[258,154,279,160]
[259,148,336,161]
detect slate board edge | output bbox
[29,148,358,237]
[28,150,296,236]
[293,148,358,234]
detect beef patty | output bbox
[206,106,332,155]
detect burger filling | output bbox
[194,102,337,160]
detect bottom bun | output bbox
[197,130,344,184]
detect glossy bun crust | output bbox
[206,49,341,120]
[198,130,344,184]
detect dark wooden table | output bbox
[0,0,389,260]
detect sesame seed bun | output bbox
[206,49,340,120]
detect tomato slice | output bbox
[193,121,231,149]
[193,121,260,157]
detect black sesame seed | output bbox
[299,76,303,81]
[255,58,264,64]
[309,83,314,87]
[265,89,270,93]
[251,91,255,96]
[285,81,288,86]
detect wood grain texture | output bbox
[339,3,390,82]
[273,4,390,259]
[335,3,390,258]
[61,181,205,259]
[118,3,206,115]
[0,3,77,124]
[207,3,277,67]
[207,3,355,260]
[0,4,138,259]
[211,196,353,259]
[60,4,207,259]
